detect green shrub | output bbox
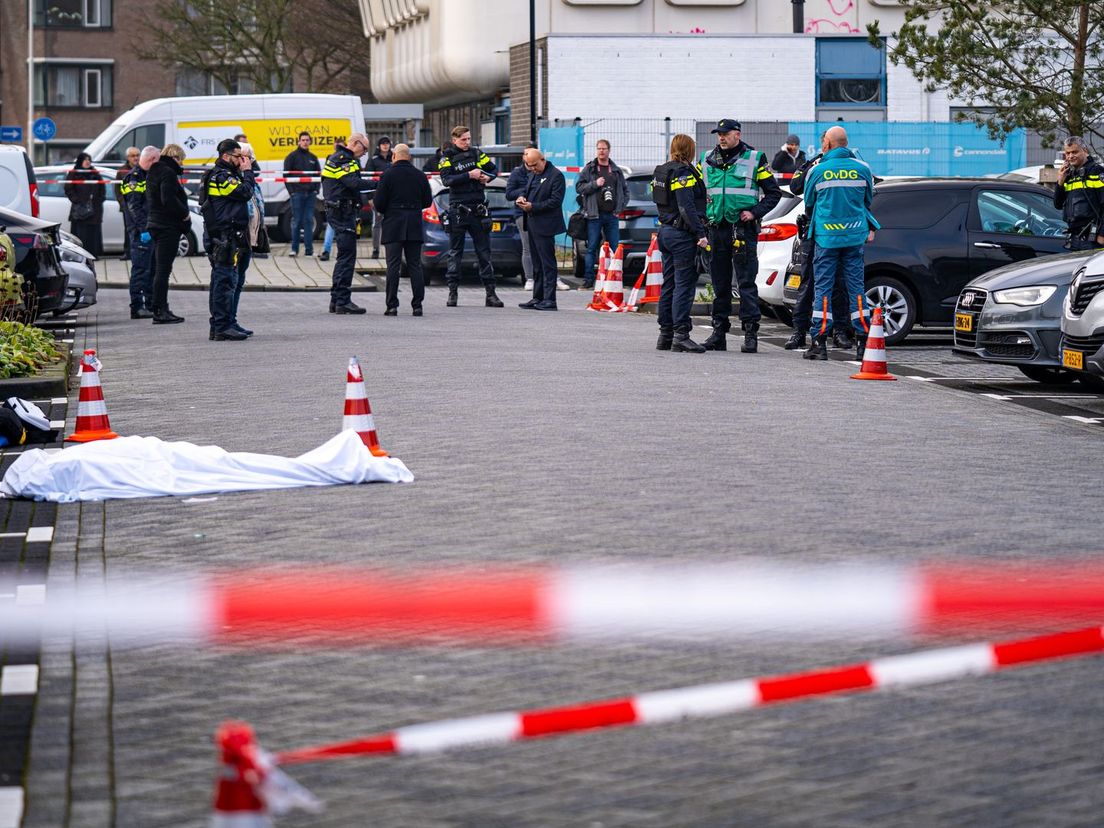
[0,321,63,379]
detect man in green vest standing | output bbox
[701,119,782,353]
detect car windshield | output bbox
[37,169,116,202]
[763,194,800,221]
[437,187,511,211]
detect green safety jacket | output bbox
[701,144,777,224]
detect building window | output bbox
[175,68,290,97]
[34,0,112,28]
[34,63,113,108]
[816,38,885,108]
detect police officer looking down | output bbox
[200,139,254,341]
[119,145,159,319]
[323,132,371,315]
[1054,136,1104,251]
[652,133,710,353]
[438,126,503,308]
[701,119,782,353]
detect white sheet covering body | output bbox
[0,431,413,502]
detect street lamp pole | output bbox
[27,0,34,157]
[529,0,537,144]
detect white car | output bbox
[35,165,205,257]
[56,231,99,314]
[754,193,803,323]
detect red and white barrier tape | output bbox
[2,562,1103,648]
[273,625,1104,764]
[39,171,442,185]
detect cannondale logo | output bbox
[184,136,199,150]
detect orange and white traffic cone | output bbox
[65,349,119,443]
[602,244,626,310]
[639,234,663,306]
[344,356,390,456]
[850,306,897,381]
[587,242,612,310]
[211,721,271,828]
[622,269,645,312]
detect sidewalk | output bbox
[97,240,385,292]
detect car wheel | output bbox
[865,276,916,346]
[1076,372,1104,392]
[1016,365,1077,385]
[177,231,196,257]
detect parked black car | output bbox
[782,178,1070,344]
[422,178,524,283]
[0,206,70,318]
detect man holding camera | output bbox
[701,119,781,353]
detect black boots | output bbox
[152,309,184,324]
[671,332,706,353]
[334,301,366,314]
[856,335,868,362]
[741,322,759,353]
[485,287,504,308]
[803,335,828,360]
[784,330,807,350]
[702,323,727,351]
[833,327,855,350]
[656,328,673,351]
[446,286,458,307]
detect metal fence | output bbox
[544,117,1061,175]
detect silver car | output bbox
[1058,250,1104,390]
[952,250,1092,384]
[56,231,99,314]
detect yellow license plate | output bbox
[785,273,801,289]
[1062,349,1084,370]
[954,313,973,332]
[491,221,502,232]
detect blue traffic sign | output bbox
[32,118,56,142]
[0,126,23,143]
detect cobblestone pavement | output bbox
[19,286,1104,827]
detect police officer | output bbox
[700,118,782,353]
[652,133,709,353]
[119,145,158,319]
[322,132,371,314]
[200,138,254,341]
[437,125,503,308]
[1054,136,1104,251]
[785,137,854,351]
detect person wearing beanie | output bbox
[771,134,807,176]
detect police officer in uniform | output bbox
[119,146,158,319]
[700,119,782,353]
[652,134,710,353]
[200,139,254,341]
[438,125,503,308]
[785,140,854,351]
[1054,136,1104,251]
[322,132,371,314]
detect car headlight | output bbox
[991,285,1057,307]
[60,249,86,264]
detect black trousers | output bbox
[385,241,425,310]
[529,229,559,304]
[445,207,495,288]
[149,227,180,313]
[708,222,760,329]
[791,238,851,334]
[329,221,357,306]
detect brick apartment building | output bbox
[0,0,373,165]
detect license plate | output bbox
[491,221,502,232]
[1062,349,1084,370]
[785,273,801,289]
[954,313,973,332]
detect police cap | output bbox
[711,119,742,134]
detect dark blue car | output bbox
[421,178,525,284]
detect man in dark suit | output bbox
[516,149,567,311]
[372,143,433,316]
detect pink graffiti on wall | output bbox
[805,0,860,35]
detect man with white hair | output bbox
[322,132,371,314]
[119,145,160,318]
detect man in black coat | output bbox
[372,144,433,316]
[516,149,567,311]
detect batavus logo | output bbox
[184,136,199,150]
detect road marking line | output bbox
[49,420,64,429]
[1063,415,1104,424]
[0,665,39,696]
[906,376,937,382]
[0,533,25,538]
[50,397,67,405]
[15,585,46,606]
[25,526,53,543]
[0,787,24,828]
[982,393,1013,400]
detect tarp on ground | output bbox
[0,430,413,502]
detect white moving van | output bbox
[83,94,366,239]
